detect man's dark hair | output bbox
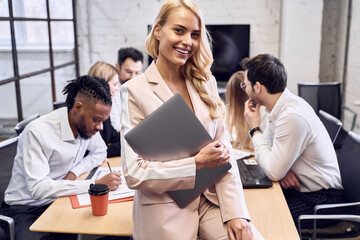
[117,47,144,66]
[241,54,287,94]
[62,75,112,110]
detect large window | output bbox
[0,0,79,122]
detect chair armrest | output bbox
[298,214,360,239]
[314,201,360,214]
[342,105,357,131]
[0,215,14,224]
[0,215,15,240]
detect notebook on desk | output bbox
[237,156,273,188]
[124,93,231,208]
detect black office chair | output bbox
[0,137,18,240]
[53,101,66,110]
[297,131,360,239]
[14,113,40,136]
[318,110,342,144]
[298,82,357,131]
[298,82,357,150]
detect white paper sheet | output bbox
[77,167,135,206]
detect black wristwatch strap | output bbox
[249,127,262,137]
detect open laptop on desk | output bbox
[237,155,273,188]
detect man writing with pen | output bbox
[0,76,122,240]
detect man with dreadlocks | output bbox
[1,76,122,240]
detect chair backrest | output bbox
[14,113,40,135]
[318,110,342,144]
[337,131,360,211]
[0,137,18,203]
[53,101,66,110]
[298,82,341,119]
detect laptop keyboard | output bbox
[237,159,256,184]
[237,158,273,188]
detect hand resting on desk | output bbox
[279,170,300,190]
[194,140,230,170]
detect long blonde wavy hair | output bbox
[88,61,118,82]
[225,71,253,150]
[145,0,224,119]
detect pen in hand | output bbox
[106,158,112,172]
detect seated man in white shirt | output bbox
[110,47,143,132]
[242,54,346,228]
[0,76,122,240]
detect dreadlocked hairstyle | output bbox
[62,75,112,110]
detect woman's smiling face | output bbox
[154,7,201,67]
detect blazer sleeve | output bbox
[208,77,251,222]
[120,82,197,195]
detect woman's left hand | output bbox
[227,218,254,240]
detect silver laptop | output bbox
[125,93,231,208]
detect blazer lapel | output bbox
[145,62,209,131]
[145,61,173,103]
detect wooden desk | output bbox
[30,157,133,236]
[244,183,299,239]
[31,158,299,239]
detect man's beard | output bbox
[121,78,131,84]
[77,125,92,140]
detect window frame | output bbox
[0,0,79,121]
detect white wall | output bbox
[319,0,348,83]
[280,0,323,93]
[344,0,360,131]
[76,0,282,75]
[76,0,327,95]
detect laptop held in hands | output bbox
[124,93,231,208]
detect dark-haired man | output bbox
[116,47,143,84]
[242,54,345,228]
[1,76,122,240]
[111,47,144,132]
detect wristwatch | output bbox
[249,127,262,137]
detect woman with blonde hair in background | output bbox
[225,71,253,151]
[120,0,263,239]
[88,61,121,157]
[225,70,267,151]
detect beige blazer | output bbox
[120,62,250,239]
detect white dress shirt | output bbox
[252,88,343,192]
[4,107,107,206]
[110,91,122,132]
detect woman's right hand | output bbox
[194,140,230,170]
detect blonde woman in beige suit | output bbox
[120,1,263,239]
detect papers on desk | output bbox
[232,148,252,159]
[70,167,134,209]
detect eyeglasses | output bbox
[125,69,142,76]
[240,82,250,89]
